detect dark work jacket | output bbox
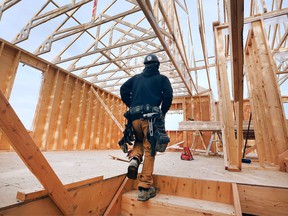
[120,64,173,117]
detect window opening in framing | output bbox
[165,110,183,130]
[9,63,43,130]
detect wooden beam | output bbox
[0,0,21,20]
[217,8,288,29]
[136,0,197,95]
[13,0,92,43]
[228,0,244,101]
[179,120,254,131]
[0,89,76,215]
[55,34,156,64]
[91,87,124,131]
[214,23,240,171]
[17,176,104,201]
[227,0,244,169]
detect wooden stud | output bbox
[83,88,93,149]
[67,79,80,150]
[43,69,60,150]
[32,65,53,149]
[214,25,239,170]
[232,183,242,216]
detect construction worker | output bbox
[120,53,173,201]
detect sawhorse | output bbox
[205,131,222,156]
[191,130,206,152]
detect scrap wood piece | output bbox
[109,155,130,163]
[166,141,184,152]
[109,153,164,163]
[17,175,104,201]
[166,141,184,149]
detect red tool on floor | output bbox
[181,146,194,160]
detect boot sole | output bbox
[127,165,138,179]
[137,192,156,201]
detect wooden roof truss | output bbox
[0,0,201,96]
[1,0,286,98]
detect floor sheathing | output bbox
[1,150,287,209]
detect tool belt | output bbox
[125,105,161,122]
[129,105,160,116]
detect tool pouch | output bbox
[153,117,170,152]
[118,112,135,153]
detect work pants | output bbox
[131,119,155,189]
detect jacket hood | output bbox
[142,63,160,77]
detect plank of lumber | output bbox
[179,121,254,131]
[121,191,236,216]
[0,89,76,216]
[179,121,222,131]
[166,141,184,149]
[232,183,242,216]
[92,88,124,131]
[228,0,244,102]
[109,155,130,163]
[17,176,104,201]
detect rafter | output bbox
[136,0,197,95]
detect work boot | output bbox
[127,158,139,179]
[137,186,156,201]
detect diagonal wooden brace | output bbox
[0,89,76,216]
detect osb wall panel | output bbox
[0,39,126,151]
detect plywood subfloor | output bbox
[0,150,287,209]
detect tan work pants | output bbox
[131,119,155,189]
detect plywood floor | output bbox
[0,150,287,209]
